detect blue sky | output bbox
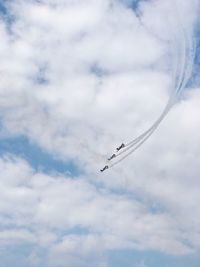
[0,136,79,175]
[0,1,6,14]
[107,250,200,267]
[0,0,200,267]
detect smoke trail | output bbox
[112,17,187,155]
[105,1,196,169]
[109,28,188,161]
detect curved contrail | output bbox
[108,26,187,160]
[103,2,196,170]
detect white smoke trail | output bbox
[113,10,187,152]
[105,1,196,169]
[108,28,188,162]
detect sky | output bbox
[0,0,200,267]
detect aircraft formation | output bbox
[100,3,196,172]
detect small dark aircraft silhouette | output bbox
[116,143,125,151]
[100,165,109,172]
[107,154,116,161]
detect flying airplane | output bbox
[107,154,116,161]
[100,165,109,172]
[116,143,125,151]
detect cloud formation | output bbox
[0,0,200,266]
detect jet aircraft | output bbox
[107,154,116,161]
[100,165,109,172]
[116,143,125,151]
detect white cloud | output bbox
[0,0,200,266]
[0,155,199,258]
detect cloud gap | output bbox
[0,136,80,176]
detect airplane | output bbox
[100,165,109,172]
[116,143,125,151]
[107,154,116,161]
